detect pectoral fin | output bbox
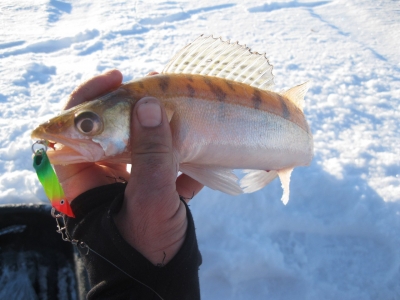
[165,106,175,122]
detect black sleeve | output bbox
[65,182,202,300]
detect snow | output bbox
[1,0,399,298]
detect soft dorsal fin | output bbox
[281,81,311,112]
[162,35,275,91]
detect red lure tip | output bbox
[52,199,75,218]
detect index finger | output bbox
[176,174,203,203]
[63,69,123,110]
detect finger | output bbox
[176,174,203,203]
[126,97,178,206]
[117,97,187,264]
[64,69,123,110]
[137,71,202,203]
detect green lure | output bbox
[33,148,75,217]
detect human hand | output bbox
[56,70,203,265]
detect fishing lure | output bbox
[32,143,75,218]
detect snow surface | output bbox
[1,0,399,299]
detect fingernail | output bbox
[137,98,162,127]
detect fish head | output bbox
[31,91,132,165]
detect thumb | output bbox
[117,97,187,265]
[126,97,178,209]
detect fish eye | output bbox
[74,111,102,135]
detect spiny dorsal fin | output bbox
[162,35,275,91]
[281,81,311,112]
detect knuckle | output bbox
[139,140,171,154]
[132,152,176,190]
[133,133,171,155]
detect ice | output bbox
[0,0,399,298]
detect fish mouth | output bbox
[31,131,106,165]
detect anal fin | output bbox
[179,164,243,195]
[240,168,294,205]
[240,170,278,193]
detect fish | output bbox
[31,35,313,204]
